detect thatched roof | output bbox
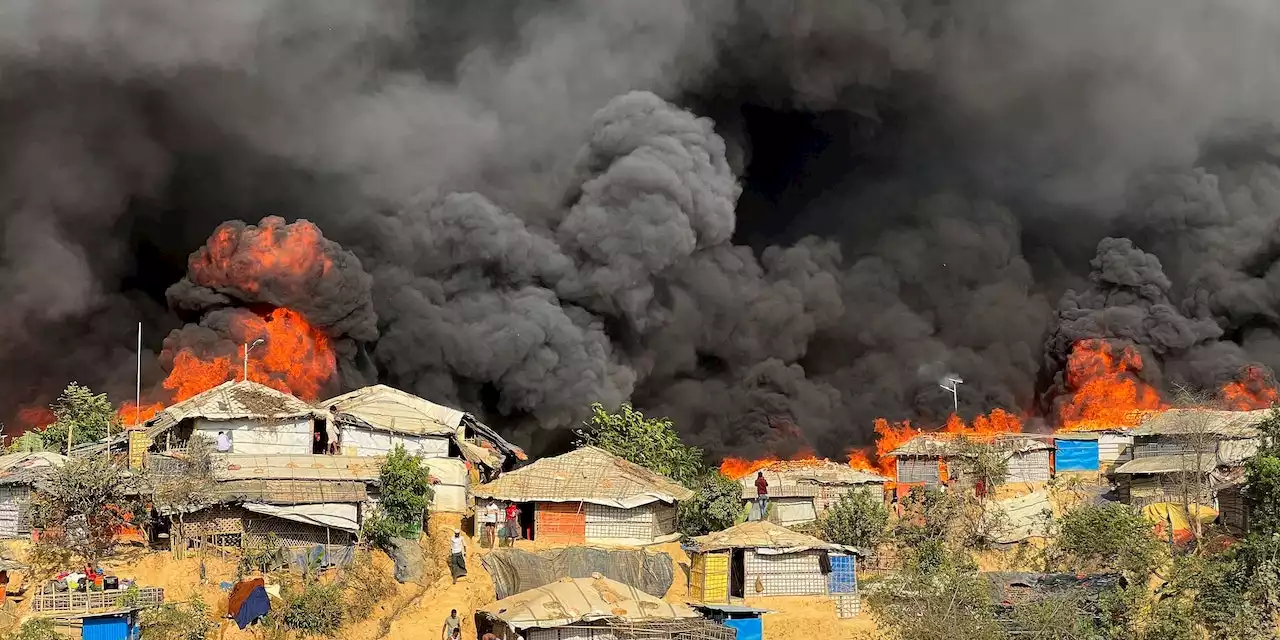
[318,384,462,437]
[689,520,854,553]
[145,380,316,438]
[1112,453,1217,475]
[473,446,693,507]
[479,575,697,631]
[1132,409,1270,439]
[886,434,1053,458]
[737,461,887,499]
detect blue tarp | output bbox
[1055,440,1100,472]
[82,615,134,640]
[828,554,857,594]
[725,617,763,640]
[234,585,271,630]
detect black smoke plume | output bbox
[4,0,1280,459]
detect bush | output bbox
[342,550,397,623]
[1055,503,1162,576]
[373,445,434,540]
[2,619,59,640]
[677,472,742,537]
[279,581,345,637]
[893,487,964,574]
[138,594,219,640]
[819,489,889,548]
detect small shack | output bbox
[143,381,319,455]
[476,574,733,640]
[686,520,859,602]
[886,434,1055,487]
[738,461,887,525]
[472,446,693,545]
[0,451,65,539]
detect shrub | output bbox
[1055,503,1162,576]
[138,594,219,640]
[2,619,59,640]
[342,550,397,623]
[818,489,889,548]
[368,445,434,546]
[677,472,742,537]
[280,581,345,637]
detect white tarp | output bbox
[242,502,359,532]
[341,427,450,458]
[195,417,313,455]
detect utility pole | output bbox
[134,322,141,428]
[939,377,963,414]
[243,338,265,382]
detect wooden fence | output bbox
[32,586,164,613]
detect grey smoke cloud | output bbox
[4,0,1280,459]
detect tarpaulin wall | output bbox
[481,547,674,600]
[1054,440,1100,472]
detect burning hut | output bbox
[737,461,887,525]
[885,434,1054,488]
[0,451,65,539]
[472,446,693,545]
[476,575,733,640]
[686,520,860,605]
[1112,408,1265,512]
[142,380,319,456]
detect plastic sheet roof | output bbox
[1112,453,1218,475]
[1131,408,1270,438]
[319,384,463,436]
[212,454,384,482]
[479,575,697,630]
[736,461,887,499]
[145,380,316,438]
[0,451,65,486]
[473,446,693,506]
[689,520,855,554]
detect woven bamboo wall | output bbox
[744,550,827,597]
[896,457,941,485]
[535,501,586,544]
[652,503,677,538]
[180,505,250,537]
[834,593,861,619]
[689,551,730,603]
[1007,451,1052,483]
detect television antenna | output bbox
[939,376,963,414]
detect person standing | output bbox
[442,609,460,640]
[504,503,521,547]
[449,530,467,583]
[482,502,499,548]
[754,471,769,520]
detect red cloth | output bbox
[228,578,266,617]
[755,475,768,495]
[505,504,518,519]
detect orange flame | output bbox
[190,218,334,295]
[16,406,54,430]
[719,450,824,481]
[1058,339,1166,431]
[117,308,336,426]
[1220,365,1279,410]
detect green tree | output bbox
[1054,503,1162,577]
[39,382,119,454]
[578,403,738,536]
[362,444,434,548]
[894,486,965,574]
[31,454,147,565]
[8,431,46,453]
[954,439,1010,495]
[818,489,889,548]
[1245,408,1280,535]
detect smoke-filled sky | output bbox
[6,0,1280,458]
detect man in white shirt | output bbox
[449,530,467,583]
[482,502,499,548]
[215,431,231,453]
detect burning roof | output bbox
[735,460,887,500]
[144,380,316,438]
[319,384,463,437]
[885,433,1054,458]
[1130,408,1270,439]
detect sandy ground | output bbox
[0,517,875,640]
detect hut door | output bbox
[730,549,746,599]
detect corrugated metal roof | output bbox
[473,446,693,506]
[737,461,887,499]
[479,575,697,630]
[319,384,463,436]
[886,434,1054,458]
[145,380,316,438]
[1131,409,1271,438]
[1112,454,1217,475]
[0,451,65,486]
[689,520,853,553]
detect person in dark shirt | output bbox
[755,472,769,520]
